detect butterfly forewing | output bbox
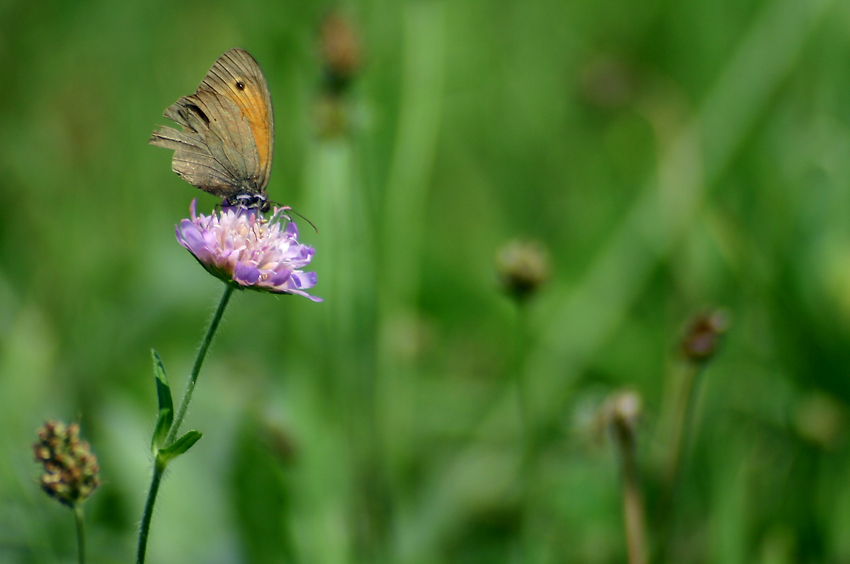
[201,49,274,188]
[149,48,274,203]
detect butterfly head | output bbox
[226,193,272,214]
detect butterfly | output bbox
[150,48,275,212]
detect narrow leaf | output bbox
[151,408,172,454]
[157,431,203,465]
[152,350,173,428]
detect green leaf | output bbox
[157,431,203,465]
[152,350,174,423]
[151,350,175,453]
[151,408,172,454]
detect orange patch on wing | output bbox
[241,94,271,175]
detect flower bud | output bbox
[320,11,362,96]
[794,391,846,451]
[598,390,642,439]
[681,309,729,364]
[496,239,551,302]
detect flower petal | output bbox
[234,263,261,285]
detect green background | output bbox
[2,0,850,562]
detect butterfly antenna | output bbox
[290,208,319,233]
[269,198,318,233]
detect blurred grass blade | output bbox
[525,0,833,439]
[380,0,445,308]
[377,0,445,486]
[393,0,833,560]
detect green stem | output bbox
[665,362,706,491]
[136,461,164,564]
[657,361,707,562]
[166,283,234,444]
[514,302,529,445]
[136,283,234,564]
[513,302,533,561]
[612,419,647,564]
[74,505,86,564]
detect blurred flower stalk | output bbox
[656,309,729,559]
[665,309,729,486]
[496,238,550,562]
[34,420,100,564]
[136,202,320,564]
[599,392,647,564]
[496,238,550,436]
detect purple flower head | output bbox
[176,200,322,301]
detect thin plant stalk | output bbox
[664,362,705,489]
[74,505,86,564]
[513,302,535,562]
[136,283,234,564]
[514,302,530,453]
[656,361,706,562]
[167,283,234,443]
[612,417,647,564]
[136,461,164,564]
[665,308,727,492]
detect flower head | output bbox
[33,420,100,508]
[597,390,642,439]
[681,309,729,363]
[320,10,362,95]
[176,200,321,301]
[496,238,551,302]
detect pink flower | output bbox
[176,200,321,301]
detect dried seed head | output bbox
[33,420,100,508]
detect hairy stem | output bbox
[136,283,234,564]
[135,462,164,564]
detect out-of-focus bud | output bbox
[496,239,551,303]
[598,390,647,564]
[580,55,638,110]
[259,420,299,466]
[794,391,847,451]
[320,11,362,96]
[681,310,730,364]
[33,420,100,508]
[598,390,643,439]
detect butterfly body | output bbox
[150,48,275,212]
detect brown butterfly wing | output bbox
[200,49,274,188]
[149,48,274,200]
